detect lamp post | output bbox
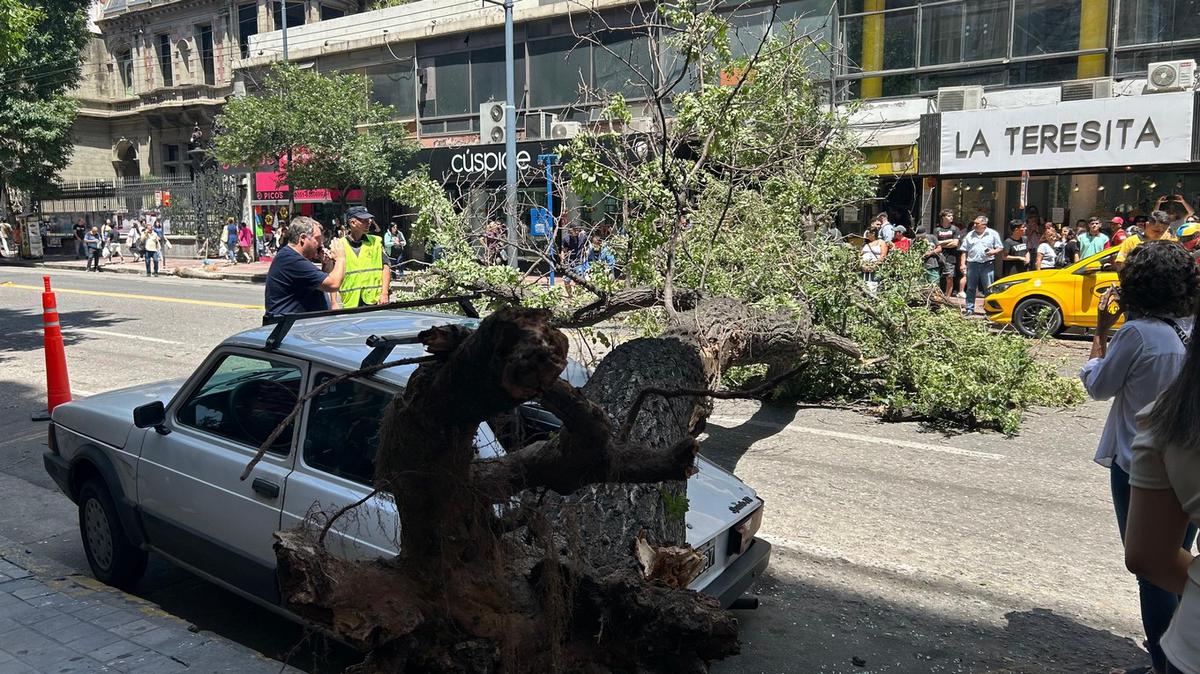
[539,153,558,286]
[483,0,518,269]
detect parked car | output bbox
[983,247,1122,337]
[43,307,770,615]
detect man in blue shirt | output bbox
[264,216,345,319]
[958,215,1003,316]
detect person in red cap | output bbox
[1107,216,1128,249]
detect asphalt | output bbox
[0,263,1154,673]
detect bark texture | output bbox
[272,307,736,673]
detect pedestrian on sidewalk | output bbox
[264,216,347,318]
[959,215,1003,316]
[934,209,961,298]
[891,225,911,252]
[154,222,172,269]
[237,221,254,263]
[860,227,887,292]
[384,223,406,274]
[1059,225,1080,267]
[1080,218,1110,258]
[1036,228,1059,270]
[1127,264,1200,674]
[73,218,87,259]
[84,226,103,271]
[140,224,160,276]
[102,220,125,263]
[1081,240,1198,674]
[1001,220,1030,279]
[223,217,238,263]
[127,220,143,262]
[337,206,390,309]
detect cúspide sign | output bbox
[448,149,532,176]
[938,91,1195,174]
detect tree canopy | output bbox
[0,0,89,219]
[214,63,414,207]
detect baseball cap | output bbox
[345,205,375,221]
[1110,216,1124,226]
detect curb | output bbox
[0,532,299,673]
[12,261,270,285]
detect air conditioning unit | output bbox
[480,102,508,144]
[1147,59,1197,93]
[936,85,984,112]
[524,111,557,140]
[1061,77,1113,102]
[627,117,655,134]
[550,121,583,139]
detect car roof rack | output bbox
[361,333,424,369]
[262,293,481,351]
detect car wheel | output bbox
[1013,297,1063,338]
[78,479,147,588]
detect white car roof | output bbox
[222,310,480,387]
[222,310,590,388]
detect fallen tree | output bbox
[267,304,854,672]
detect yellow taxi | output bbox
[982,247,1121,337]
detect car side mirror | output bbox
[133,401,170,435]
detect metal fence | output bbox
[37,174,241,239]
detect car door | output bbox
[137,348,305,603]
[281,369,503,560]
[1072,248,1120,328]
[282,370,399,559]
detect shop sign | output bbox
[938,91,1195,174]
[449,149,533,176]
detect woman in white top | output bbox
[860,228,887,286]
[1084,241,1198,674]
[1035,228,1058,269]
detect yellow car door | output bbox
[1070,248,1121,329]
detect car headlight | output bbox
[989,279,1028,294]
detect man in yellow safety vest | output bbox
[336,206,391,308]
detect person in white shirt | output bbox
[1081,240,1198,674]
[957,215,1003,316]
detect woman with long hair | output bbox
[1036,228,1059,269]
[1082,241,1199,674]
[860,228,887,292]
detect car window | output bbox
[1079,248,1119,273]
[176,353,302,455]
[303,374,393,486]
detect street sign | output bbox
[530,207,551,237]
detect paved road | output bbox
[0,264,1149,673]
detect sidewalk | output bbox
[0,537,298,673]
[33,256,273,284]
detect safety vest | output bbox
[338,234,384,308]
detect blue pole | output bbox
[539,153,557,286]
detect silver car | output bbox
[43,307,770,617]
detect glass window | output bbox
[303,374,392,486]
[920,0,1009,66]
[165,144,178,163]
[918,68,1006,93]
[845,73,917,99]
[238,3,257,59]
[840,0,916,13]
[1012,0,1081,56]
[1118,0,1200,45]
[362,61,417,119]
[321,5,345,21]
[470,45,526,109]
[528,36,591,107]
[1009,57,1081,85]
[157,34,172,87]
[593,31,652,99]
[197,25,215,86]
[116,49,134,95]
[176,353,302,455]
[841,9,917,73]
[419,51,470,117]
[1115,45,1200,75]
[273,1,305,31]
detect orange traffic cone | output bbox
[31,276,72,421]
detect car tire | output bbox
[78,479,147,589]
[1013,297,1064,338]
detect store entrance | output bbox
[1001,177,1052,224]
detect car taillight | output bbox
[728,503,764,556]
[47,424,59,455]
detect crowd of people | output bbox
[70,216,174,275]
[860,195,1200,316]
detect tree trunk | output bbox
[270,300,854,672]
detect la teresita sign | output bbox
[938,91,1195,174]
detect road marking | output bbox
[0,282,263,311]
[67,328,183,345]
[0,432,45,449]
[707,415,1006,461]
